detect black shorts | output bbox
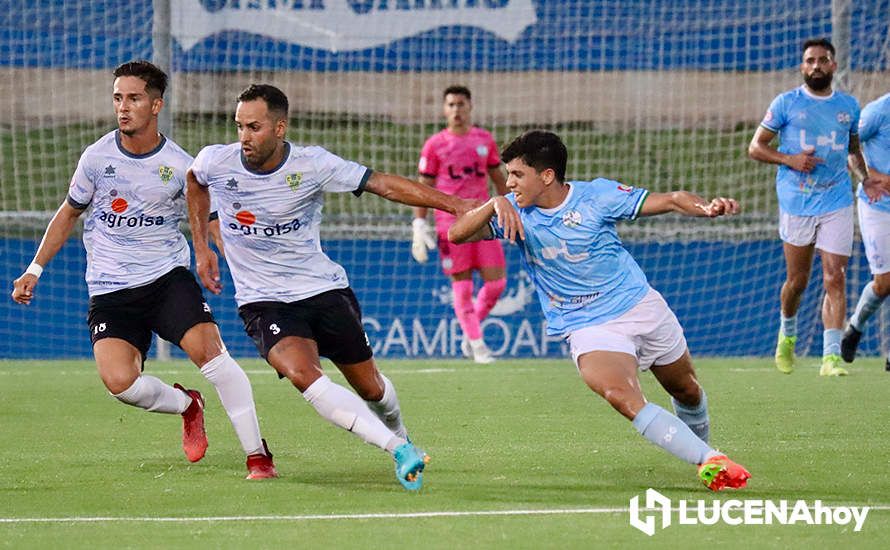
[239,287,373,364]
[87,266,216,360]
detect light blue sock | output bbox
[850,282,884,331]
[671,390,710,444]
[780,315,797,338]
[823,328,842,357]
[632,403,715,465]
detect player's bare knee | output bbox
[822,271,845,294]
[103,371,139,395]
[355,382,384,402]
[785,273,809,294]
[602,387,638,420]
[189,346,222,368]
[278,365,320,393]
[674,382,702,407]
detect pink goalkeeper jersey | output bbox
[418,126,500,229]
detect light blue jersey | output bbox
[490,179,651,336]
[761,85,860,216]
[857,92,890,213]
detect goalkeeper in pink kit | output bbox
[412,86,508,363]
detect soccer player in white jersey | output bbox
[412,85,508,363]
[187,84,471,491]
[840,93,890,369]
[748,38,877,376]
[449,130,751,491]
[10,61,277,480]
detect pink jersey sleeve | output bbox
[485,132,501,168]
[418,135,440,178]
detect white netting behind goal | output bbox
[2,0,889,359]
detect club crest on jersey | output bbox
[104,165,116,177]
[476,145,489,157]
[562,210,582,228]
[158,165,174,184]
[226,178,239,191]
[837,112,852,125]
[286,172,303,192]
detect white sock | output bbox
[364,374,409,440]
[303,375,406,453]
[113,375,190,414]
[200,352,264,456]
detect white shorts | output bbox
[566,288,687,372]
[857,198,890,275]
[778,205,854,256]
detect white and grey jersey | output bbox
[67,130,193,296]
[190,141,371,307]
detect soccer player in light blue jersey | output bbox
[841,92,890,370]
[748,38,875,376]
[449,130,750,491]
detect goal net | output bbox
[3,0,890,360]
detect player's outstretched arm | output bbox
[639,191,740,218]
[365,171,473,217]
[11,201,84,305]
[748,126,822,172]
[186,169,222,295]
[449,196,524,244]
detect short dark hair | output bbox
[501,130,568,183]
[113,60,168,97]
[443,85,471,100]
[802,38,835,58]
[237,84,289,120]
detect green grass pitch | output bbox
[1,357,888,548]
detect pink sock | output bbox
[452,279,481,340]
[474,278,506,320]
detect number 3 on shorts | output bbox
[269,323,281,335]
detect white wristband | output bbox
[412,218,428,229]
[25,262,43,278]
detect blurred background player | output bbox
[10,61,277,479]
[449,130,750,491]
[412,85,508,364]
[748,38,874,376]
[841,92,890,370]
[187,84,472,490]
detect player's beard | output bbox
[242,146,271,169]
[804,71,833,92]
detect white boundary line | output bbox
[3,505,889,524]
[0,508,622,524]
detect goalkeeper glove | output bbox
[411,218,437,263]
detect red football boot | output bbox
[173,383,208,463]
[246,439,279,480]
[698,454,751,491]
